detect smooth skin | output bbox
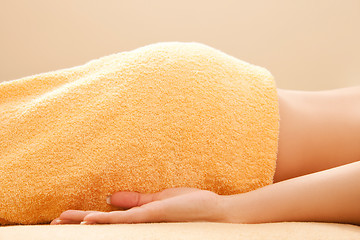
[51,86,360,226]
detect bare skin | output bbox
[51,86,360,225]
[275,87,360,182]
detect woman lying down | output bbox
[0,42,359,226]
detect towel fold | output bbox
[0,42,279,225]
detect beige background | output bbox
[0,0,359,90]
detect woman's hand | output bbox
[51,161,360,225]
[51,187,228,225]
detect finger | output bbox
[83,205,163,224]
[59,210,101,222]
[109,187,201,208]
[50,218,83,225]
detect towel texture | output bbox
[0,42,279,225]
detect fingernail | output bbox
[81,221,95,225]
[54,219,62,225]
[106,195,112,205]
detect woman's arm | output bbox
[54,161,360,225]
[224,160,360,225]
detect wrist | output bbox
[220,185,286,224]
[219,193,255,224]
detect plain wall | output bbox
[1,0,359,90]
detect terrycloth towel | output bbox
[0,42,279,225]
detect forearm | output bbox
[223,161,360,225]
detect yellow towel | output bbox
[0,42,279,225]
